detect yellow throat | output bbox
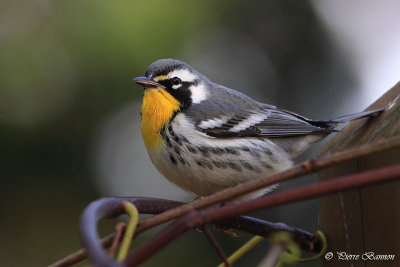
[141,88,180,149]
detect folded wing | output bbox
[185,100,331,138]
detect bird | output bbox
[134,59,383,200]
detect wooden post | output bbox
[319,82,400,266]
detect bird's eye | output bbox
[171,77,182,86]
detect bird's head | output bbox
[134,59,209,110]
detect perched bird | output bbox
[135,59,382,200]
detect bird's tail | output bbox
[309,108,384,129]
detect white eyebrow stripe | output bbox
[167,69,198,82]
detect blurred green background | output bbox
[1,0,398,266]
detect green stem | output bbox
[117,201,139,261]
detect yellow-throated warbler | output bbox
[134,59,382,199]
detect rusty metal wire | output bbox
[202,227,231,267]
[108,223,126,258]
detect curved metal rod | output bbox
[79,197,183,267]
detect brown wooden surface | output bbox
[319,82,400,267]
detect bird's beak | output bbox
[134,76,165,89]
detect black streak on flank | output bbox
[177,156,186,165]
[196,160,213,169]
[260,161,272,169]
[160,128,166,137]
[225,147,240,155]
[169,154,177,165]
[205,161,213,169]
[165,136,172,148]
[180,135,189,143]
[212,160,228,169]
[264,149,273,156]
[173,135,183,146]
[198,146,210,157]
[187,145,198,154]
[250,150,261,158]
[241,161,254,171]
[229,162,242,172]
[173,146,181,155]
[210,147,225,155]
[212,160,221,168]
[168,125,175,136]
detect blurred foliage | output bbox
[0,0,354,266]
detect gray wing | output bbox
[185,99,331,138]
